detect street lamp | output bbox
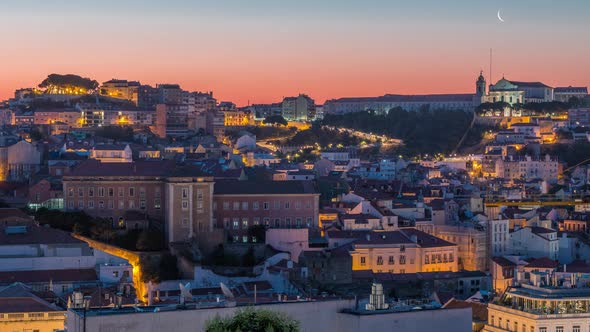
[83,295,91,332]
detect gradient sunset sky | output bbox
[0,0,588,105]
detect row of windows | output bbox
[218,200,312,211]
[68,186,158,198]
[68,199,160,210]
[490,315,579,332]
[361,255,407,266]
[232,235,258,243]
[424,253,454,264]
[223,217,313,229]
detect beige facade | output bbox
[435,225,488,271]
[165,178,214,243]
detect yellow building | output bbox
[222,109,253,127]
[435,225,488,272]
[340,228,458,274]
[0,283,66,332]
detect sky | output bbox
[0,0,588,105]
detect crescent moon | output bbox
[497,9,505,22]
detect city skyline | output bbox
[1,0,589,105]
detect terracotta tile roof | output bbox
[0,225,83,245]
[492,256,516,267]
[0,283,62,313]
[0,269,98,284]
[444,299,488,322]
[214,180,317,195]
[68,159,176,177]
[525,257,558,269]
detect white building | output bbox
[495,155,560,182]
[90,144,133,163]
[509,226,559,260]
[485,268,590,332]
[489,219,510,257]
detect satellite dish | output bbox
[179,282,192,304]
[220,282,236,307]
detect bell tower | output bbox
[476,70,486,96]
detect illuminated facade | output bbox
[222,109,253,127]
[435,225,488,271]
[341,228,458,274]
[100,79,141,105]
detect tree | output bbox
[38,73,98,91]
[241,246,257,267]
[263,115,288,126]
[136,230,165,251]
[205,308,300,332]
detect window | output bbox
[296,218,302,227]
[253,217,260,226]
[360,257,366,266]
[99,201,104,209]
[285,218,291,227]
[399,255,406,265]
[263,202,269,210]
[78,201,84,209]
[400,245,405,252]
[285,201,290,209]
[196,201,203,209]
[119,201,125,209]
[129,200,135,209]
[233,219,239,229]
[129,187,135,197]
[196,189,203,200]
[108,200,114,209]
[305,201,311,209]
[573,326,580,332]
[182,218,189,228]
[108,188,114,197]
[182,188,189,199]
[139,188,146,198]
[223,218,230,229]
[306,217,312,227]
[118,187,124,197]
[155,188,161,198]
[113,271,119,278]
[274,201,281,209]
[425,255,430,264]
[555,327,563,332]
[182,200,189,210]
[242,218,249,229]
[264,218,270,226]
[274,218,280,227]
[233,235,239,243]
[78,188,84,197]
[223,202,229,210]
[88,188,94,197]
[233,202,240,210]
[538,328,546,332]
[139,200,146,209]
[376,256,383,265]
[399,269,405,274]
[154,198,161,209]
[68,188,74,197]
[98,187,105,197]
[449,253,454,262]
[88,201,94,209]
[242,236,248,243]
[295,201,301,209]
[253,202,259,210]
[242,202,248,210]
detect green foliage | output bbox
[140,253,179,283]
[95,126,134,141]
[321,108,472,155]
[135,230,165,251]
[39,73,98,91]
[541,141,590,168]
[35,208,94,232]
[248,225,266,243]
[29,127,47,142]
[205,308,300,332]
[286,127,360,147]
[263,115,288,126]
[241,246,257,267]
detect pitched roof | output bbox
[213,180,317,195]
[508,80,552,88]
[530,226,556,235]
[0,269,98,284]
[492,256,516,267]
[525,257,558,269]
[0,283,61,313]
[555,86,588,93]
[444,299,488,322]
[67,159,176,177]
[0,225,84,245]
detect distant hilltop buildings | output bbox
[324,72,588,114]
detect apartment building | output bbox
[213,180,320,243]
[62,160,214,243]
[330,228,458,274]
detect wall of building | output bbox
[67,300,472,332]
